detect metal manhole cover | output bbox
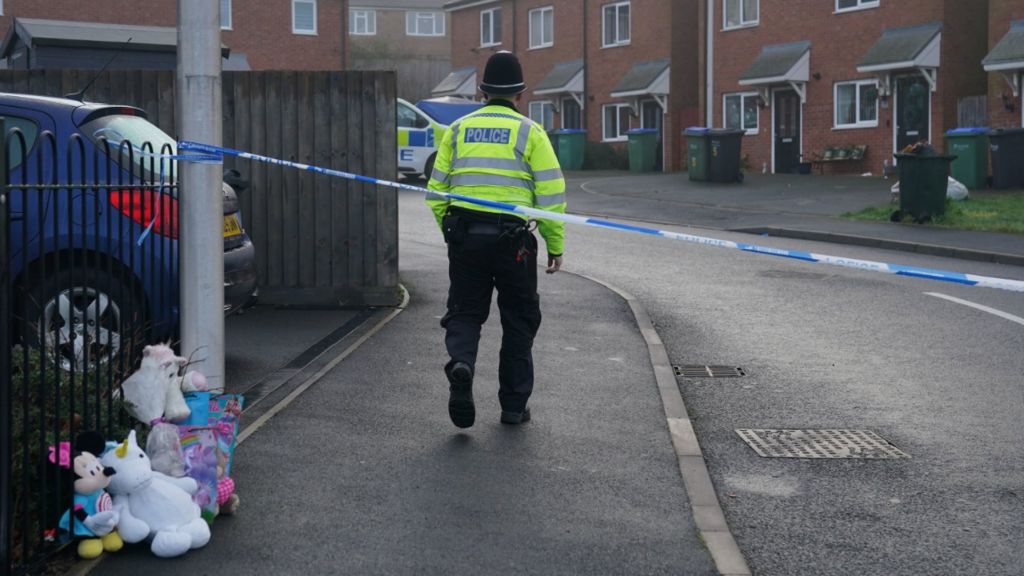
[674,365,746,378]
[735,429,910,459]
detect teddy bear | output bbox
[120,344,192,424]
[55,432,124,559]
[100,430,211,558]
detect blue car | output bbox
[3,93,257,370]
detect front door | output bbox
[896,75,930,152]
[640,99,664,170]
[773,89,801,174]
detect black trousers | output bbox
[440,208,542,413]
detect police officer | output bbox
[426,50,566,428]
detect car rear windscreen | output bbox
[82,114,178,181]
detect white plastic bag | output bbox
[946,176,968,201]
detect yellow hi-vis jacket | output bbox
[426,102,566,256]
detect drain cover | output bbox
[735,429,910,459]
[674,365,746,378]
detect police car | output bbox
[397,97,482,180]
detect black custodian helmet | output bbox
[479,51,526,96]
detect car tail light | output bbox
[109,189,179,239]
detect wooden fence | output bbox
[957,95,988,129]
[350,56,451,102]
[0,69,399,307]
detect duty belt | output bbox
[466,221,523,235]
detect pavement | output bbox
[85,170,1022,576]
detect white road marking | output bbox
[925,292,1024,327]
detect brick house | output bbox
[0,0,346,70]
[442,0,700,171]
[347,0,452,101]
[702,0,989,175]
[985,0,1024,129]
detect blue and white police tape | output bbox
[177,140,1024,294]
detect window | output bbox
[398,102,429,129]
[529,101,555,131]
[406,11,445,36]
[529,6,554,49]
[836,0,879,12]
[834,80,878,128]
[350,9,376,35]
[602,103,631,141]
[220,0,232,30]
[723,93,759,133]
[293,0,317,35]
[724,0,758,30]
[602,2,630,47]
[561,98,581,130]
[481,8,501,46]
[3,116,39,171]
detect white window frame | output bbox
[528,6,554,50]
[350,9,377,35]
[292,0,318,35]
[835,0,880,13]
[602,2,631,48]
[602,103,631,142]
[833,79,879,129]
[220,0,232,30]
[723,0,759,31]
[723,92,759,135]
[480,7,501,47]
[529,101,555,131]
[406,11,445,37]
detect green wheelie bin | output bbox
[549,129,586,171]
[944,128,989,189]
[894,152,957,223]
[626,128,659,172]
[684,127,710,181]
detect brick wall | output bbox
[988,0,1024,129]
[349,8,450,59]
[449,0,696,171]
[711,0,987,175]
[583,0,672,145]
[0,0,345,71]
[518,0,583,131]
[450,0,511,79]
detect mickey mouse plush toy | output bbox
[58,432,124,559]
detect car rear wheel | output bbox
[424,152,437,182]
[23,269,140,372]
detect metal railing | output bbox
[1,120,179,575]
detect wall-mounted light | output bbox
[812,72,822,81]
[1003,92,1017,112]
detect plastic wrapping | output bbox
[146,422,186,477]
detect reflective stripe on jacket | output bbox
[426,101,566,256]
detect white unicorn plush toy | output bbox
[100,431,211,557]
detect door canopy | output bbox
[739,41,811,104]
[857,22,942,94]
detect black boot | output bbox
[500,407,531,425]
[446,361,475,428]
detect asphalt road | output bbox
[398,176,1024,576]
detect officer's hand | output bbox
[546,255,563,274]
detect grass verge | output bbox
[843,192,1024,235]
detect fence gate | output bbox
[1,120,172,574]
